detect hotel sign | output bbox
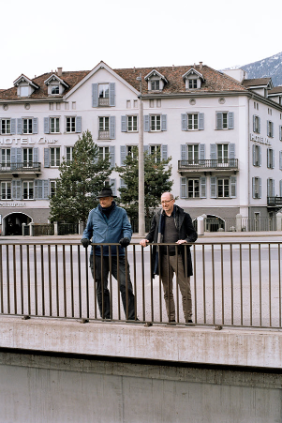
[0,137,58,145]
[0,202,26,207]
[250,133,271,145]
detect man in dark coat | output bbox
[140,192,197,323]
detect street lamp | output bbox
[137,74,145,236]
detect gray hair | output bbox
[161,192,174,200]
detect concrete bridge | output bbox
[0,233,282,423]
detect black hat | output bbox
[97,187,117,198]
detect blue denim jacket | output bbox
[82,203,132,256]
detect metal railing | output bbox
[178,158,238,171]
[0,241,281,329]
[267,196,282,207]
[0,162,41,173]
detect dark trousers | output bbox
[90,255,136,320]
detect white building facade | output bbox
[0,62,282,234]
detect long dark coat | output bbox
[145,205,198,277]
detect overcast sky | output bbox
[1,0,281,89]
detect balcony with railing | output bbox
[0,162,41,176]
[178,158,238,174]
[267,196,282,208]
[98,97,110,106]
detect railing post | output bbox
[276,212,282,231]
[79,220,85,235]
[29,222,34,236]
[197,216,204,236]
[54,221,58,236]
[22,223,26,236]
[236,214,242,232]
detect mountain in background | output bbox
[237,52,282,86]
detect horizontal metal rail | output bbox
[0,240,281,329]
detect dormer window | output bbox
[151,80,160,90]
[20,86,29,97]
[51,86,60,95]
[182,68,204,90]
[145,70,168,92]
[44,74,69,96]
[13,74,39,97]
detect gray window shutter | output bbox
[272,179,275,196]
[110,179,116,195]
[35,180,43,199]
[11,148,16,170]
[161,145,168,160]
[44,180,49,199]
[267,121,270,137]
[280,151,282,170]
[253,115,256,132]
[228,112,234,129]
[143,145,149,154]
[33,147,38,163]
[280,180,282,197]
[258,117,260,134]
[180,177,188,198]
[121,116,127,132]
[109,146,115,167]
[144,115,149,132]
[210,144,217,165]
[210,176,217,198]
[12,180,21,200]
[252,144,256,166]
[267,178,270,197]
[200,176,206,198]
[120,146,127,165]
[199,144,205,163]
[259,145,262,167]
[280,126,282,141]
[10,119,16,135]
[109,116,115,140]
[44,117,50,134]
[76,116,82,133]
[230,176,237,198]
[92,83,98,108]
[33,118,38,134]
[17,118,23,135]
[181,114,187,131]
[229,143,235,166]
[272,150,275,169]
[259,178,262,198]
[44,148,50,168]
[17,148,22,164]
[109,83,115,106]
[181,144,187,161]
[252,177,255,199]
[161,114,167,131]
[216,113,222,130]
[199,113,204,130]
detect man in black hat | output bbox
[81,187,137,320]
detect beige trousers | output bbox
[160,254,192,322]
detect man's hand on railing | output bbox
[140,239,149,247]
[81,238,90,248]
[119,237,130,248]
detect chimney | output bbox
[57,67,63,77]
[199,62,203,70]
[133,66,135,73]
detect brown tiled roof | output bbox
[242,78,272,87]
[268,86,282,95]
[115,64,247,94]
[0,70,90,101]
[0,64,269,102]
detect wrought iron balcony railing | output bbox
[267,196,282,207]
[0,162,41,174]
[178,159,238,172]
